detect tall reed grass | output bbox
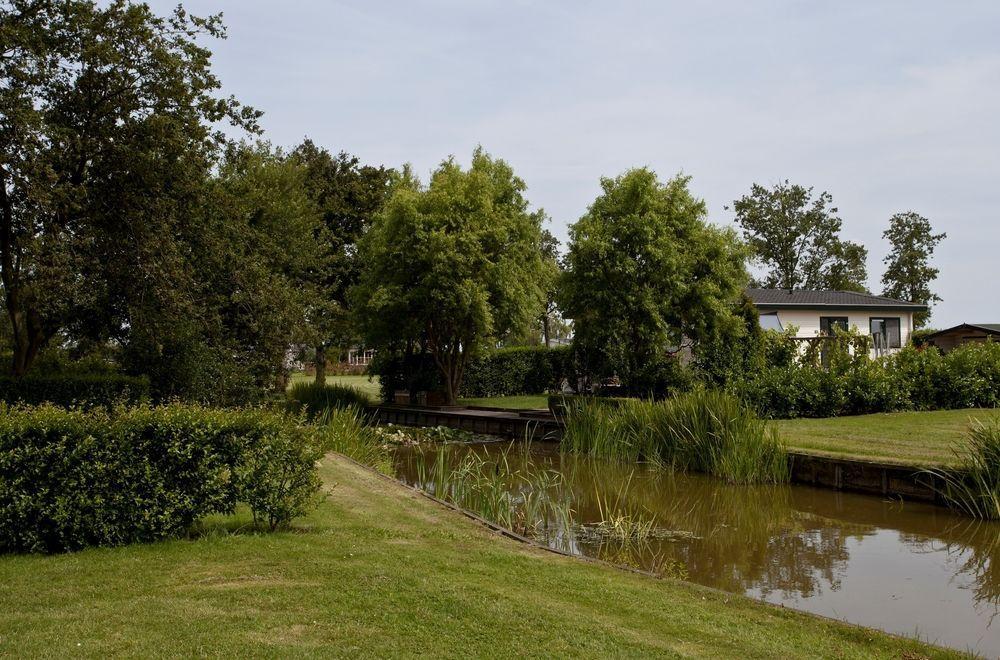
[286,382,370,420]
[559,390,789,484]
[925,419,1000,520]
[314,407,393,474]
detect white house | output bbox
[746,289,927,357]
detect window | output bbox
[870,317,901,349]
[759,312,783,331]
[819,317,849,336]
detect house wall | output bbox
[772,309,914,356]
[928,329,997,354]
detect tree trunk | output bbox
[314,344,327,385]
[543,313,551,348]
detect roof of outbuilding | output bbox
[924,323,1000,338]
[746,288,927,311]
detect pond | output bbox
[390,441,1000,656]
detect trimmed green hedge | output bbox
[0,374,150,408]
[460,346,573,398]
[0,404,322,553]
[734,342,1000,419]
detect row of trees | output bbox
[1,2,947,405]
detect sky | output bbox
[149,1,999,328]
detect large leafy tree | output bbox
[289,140,393,384]
[560,168,747,394]
[881,211,946,328]
[352,148,546,404]
[731,181,868,292]
[0,0,258,376]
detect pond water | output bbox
[390,441,1000,656]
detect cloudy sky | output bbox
[151,1,998,327]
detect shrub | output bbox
[559,390,788,484]
[0,374,150,408]
[286,381,371,419]
[460,345,573,398]
[0,404,323,553]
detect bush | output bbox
[0,404,323,553]
[0,374,150,408]
[559,390,788,484]
[286,381,371,419]
[460,345,573,398]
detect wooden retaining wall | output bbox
[369,405,945,504]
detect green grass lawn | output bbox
[776,408,1000,466]
[0,454,954,657]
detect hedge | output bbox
[0,404,323,553]
[373,345,574,402]
[734,342,1000,419]
[0,374,150,408]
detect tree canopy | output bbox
[352,148,546,404]
[0,0,258,376]
[881,211,946,327]
[731,181,868,292]
[560,168,748,395]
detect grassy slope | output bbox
[777,408,1000,466]
[0,456,952,658]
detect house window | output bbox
[819,317,849,336]
[870,317,901,349]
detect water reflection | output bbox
[391,442,1000,655]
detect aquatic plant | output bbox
[314,407,393,474]
[559,390,789,484]
[286,382,371,420]
[925,418,1000,520]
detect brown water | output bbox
[391,442,1000,656]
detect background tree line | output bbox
[1,1,947,406]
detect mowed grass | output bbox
[776,408,1000,466]
[0,455,955,658]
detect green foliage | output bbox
[0,404,323,553]
[0,1,259,377]
[286,381,371,420]
[460,346,574,398]
[0,374,150,408]
[924,418,1000,519]
[559,391,789,484]
[881,212,946,328]
[560,168,747,396]
[731,180,867,291]
[353,148,547,404]
[737,342,1000,418]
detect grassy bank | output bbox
[0,454,953,657]
[776,408,1000,466]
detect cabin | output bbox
[745,289,927,357]
[921,324,1000,354]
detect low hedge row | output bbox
[374,345,574,402]
[0,404,322,553]
[734,342,1000,419]
[0,374,150,408]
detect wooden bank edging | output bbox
[368,404,946,504]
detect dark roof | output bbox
[746,288,927,312]
[924,323,1000,339]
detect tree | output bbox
[352,148,546,405]
[289,141,393,384]
[560,168,748,395]
[881,211,946,328]
[0,1,258,376]
[538,229,563,348]
[731,181,868,292]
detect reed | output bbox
[286,382,370,420]
[925,418,1000,520]
[559,390,789,484]
[314,407,393,474]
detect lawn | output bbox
[0,455,953,658]
[776,408,1000,466]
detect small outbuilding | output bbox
[922,323,1000,354]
